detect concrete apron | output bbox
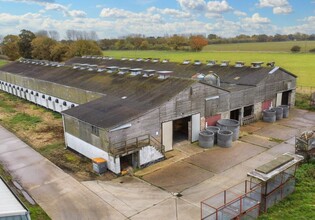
[0,109,314,220]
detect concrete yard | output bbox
[184,142,265,173]
[0,108,314,219]
[142,161,214,192]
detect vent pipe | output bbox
[235,61,245,68]
[251,62,264,68]
[157,70,173,79]
[220,60,230,67]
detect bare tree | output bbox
[66,29,98,41]
[36,30,49,37]
[66,30,77,41]
[89,31,98,41]
[48,30,60,41]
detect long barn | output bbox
[0,57,296,173]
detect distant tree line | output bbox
[99,34,208,51]
[206,33,315,44]
[98,32,315,51]
[0,29,102,61]
[1,30,315,61]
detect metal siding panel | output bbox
[276,93,282,106]
[191,113,200,142]
[206,114,221,126]
[162,121,173,152]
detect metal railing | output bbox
[110,134,165,157]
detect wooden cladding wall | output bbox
[110,83,227,145]
[64,115,109,151]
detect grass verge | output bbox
[258,163,315,220]
[295,93,315,111]
[0,164,50,220]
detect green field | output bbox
[203,41,315,53]
[258,163,315,220]
[0,60,7,67]
[103,50,315,87]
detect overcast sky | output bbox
[0,0,314,39]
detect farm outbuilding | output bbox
[0,57,297,174]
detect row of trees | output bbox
[1,30,102,61]
[99,34,208,51]
[1,29,315,61]
[99,32,315,51]
[207,33,315,44]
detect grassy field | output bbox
[0,60,7,66]
[103,50,315,87]
[258,163,315,220]
[203,41,315,53]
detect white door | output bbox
[191,113,200,142]
[162,121,173,152]
[276,93,282,106]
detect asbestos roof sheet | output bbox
[66,57,296,86]
[62,77,194,129]
[0,62,194,98]
[0,61,195,128]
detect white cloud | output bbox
[68,10,87,18]
[177,0,207,11]
[1,0,87,18]
[234,10,247,17]
[243,13,270,24]
[177,0,233,18]
[148,7,191,18]
[207,0,232,13]
[282,16,315,34]
[258,0,292,14]
[100,8,133,18]
[273,6,292,14]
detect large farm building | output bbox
[0,57,296,174]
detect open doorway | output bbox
[173,116,190,143]
[230,109,240,121]
[120,152,138,171]
[244,105,254,117]
[281,90,291,105]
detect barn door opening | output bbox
[281,91,291,105]
[120,152,138,171]
[230,109,240,121]
[173,116,190,143]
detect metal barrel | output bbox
[263,109,276,123]
[272,107,283,120]
[216,119,240,141]
[199,130,214,148]
[217,130,233,148]
[279,105,289,118]
[206,126,220,144]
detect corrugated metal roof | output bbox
[0,62,194,98]
[65,57,296,86]
[62,78,195,129]
[0,177,28,217]
[0,61,195,129]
